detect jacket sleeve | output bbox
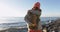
[24,10,32,24]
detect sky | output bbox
[0,0,60,17]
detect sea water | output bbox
[0,17,59,32]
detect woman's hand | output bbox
[30,23,37,27]
[32,23,37,27]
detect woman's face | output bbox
[33,2,40,9]
[35,3,40,8]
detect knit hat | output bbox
[33,2,40,9]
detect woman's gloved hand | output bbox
[32,23,37,27]
[29,23,37,29]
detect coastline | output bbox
[0,17,60,32]
[0,28,28,32]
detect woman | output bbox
[24,2,42,32]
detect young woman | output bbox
[24,2,42,32]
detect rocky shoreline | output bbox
[42,18,60,32]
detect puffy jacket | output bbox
[24,9,41,24]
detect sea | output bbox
[0,17,60,32]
